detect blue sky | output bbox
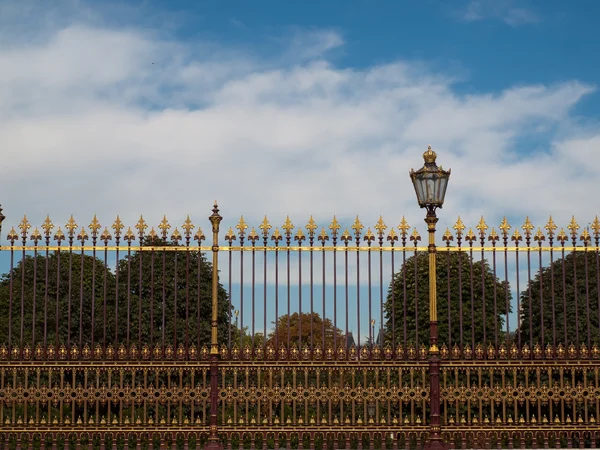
[0,0,599,342]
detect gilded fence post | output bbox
[207,201,223,450]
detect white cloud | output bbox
[461,0,539,26]
[0,8,598,248]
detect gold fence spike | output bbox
[282,216,294,237]
[545,216,557,237]
[77,226,89,243]
[522,216,533,238]
[398,216,410,237]
[171,227,182,242]
[65,215,77,239]
[580,228,591,245]
[534,227,545,244]
[236,215,248,238]
[248,227,259,243]
[194,227,205,242]
[465,228,476,244]
[453,216,465,235]
[488,227,499,243]
[329,216,341,237]
[271,227,282,243]
[55,227,65,242]
[31,227,42,243]
[306,216,318,235]
[318,227,329,243]
[476,216,488,239]
[511,228,522,243]
[225,227,236,243]
[442,227,453,243]
[364,227,375,244]
[556,228,568,245]
[375,216,387,238]
[7,227,18,244]
[499,217,511,238]
[340,228,352,244]
[42,215,55,239]
[259,216,271,239]
[592,216,600,242]
[158,215,171,240]
[387,227,398,242]
[182,215,194,239]
[295,228,305,242]
[135,215,147,238]
[351,216,364,240]
[410,228,421,243]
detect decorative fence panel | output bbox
[0,205,599,448]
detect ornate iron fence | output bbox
[0,204,599,449]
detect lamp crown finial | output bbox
[423,145,437,164]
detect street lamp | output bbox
[410,146,450,450]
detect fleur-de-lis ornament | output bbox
[580,228,591,246]
[364,228,375,246]
[158,216,171,241]
[465,228,476,245]
[522,217,534,245]
[340,228,352,245]
[591,216,600,246]
[19,215,31,244]
[112,216,124,243]
[194,227,205,243]
[545,216,557,242]
[295,229,306,244]
[225,227,236,244]
[148,227,157,242]
[123,227,135,244]
[476,216,488,243]
[236,216,248,244]
[100,227,111,244]
[410,228,421,244]
[398,217,410,245]
[499,217,511,243]
[306,216,318,245]
[375,216,386,246]
[452,216,465,246]
[259,216,272,243]
[171,228,182,244]
[387,228,398,244]
[329,216,341,242]
[65,215,77,244]
[55,227,66,243]
[182,216,194,244]
[89,215,101,243]
[7,227,18,244]
[248,227,259,245]
[556,228,568,245]
[135,216,147,240]
[568,216,580,244]
[43,215,55,243]
[442,228,454,245]
[488,227,499,244]
[534,228,545,245]
[351,216,363,244]
[31,227,42,244]
[282,216,294,245]
[271,228,282,244]
[77,227,89,244]
[318,227,329,244]
[511,228,522,245]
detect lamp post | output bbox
[410,146,450,450]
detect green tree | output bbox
[384,252,512,348]
[266,312,345,348]
[115,238,230,348]
[518,250,600,346]
[0,251,115,347]
[0,239,230,349]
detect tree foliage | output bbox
[518,250,600,346]
[0,239,230,347]
[266,312,346,348]
[384,252,512,347]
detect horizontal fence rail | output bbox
[0,208,599,449]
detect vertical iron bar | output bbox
[56,239,62,350]
[345,238,349,352]
[174,243,178,348]
[414,241,418,350]
[561,242,567,345]
[356,235,361,354]
[162,242,166,355]
[298,241,302,351]
[573,235,579,346]
[527,237,533,351]
[115,232,120,349]
[240,233,245,350]
[126,240,131,349]
[469,242,474,352]
[79,236,84,351]
[252,236,256,350]
[185,241,190,352]
[138,237,143,351]
[33,238,39,350]
[515,241,520,349]
[20,236,27,354]
[492,238,498,350]
[103,239,107,350]
[538,240,544,352]
[459,236,464,350]
[503,232,509,339]
[585,243,591,349]
[44,239,49,349]
[66,237,72,354]
[390,238,396,349]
